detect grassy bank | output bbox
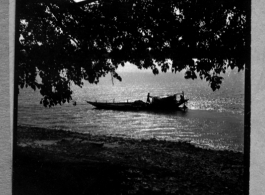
[14,125,244,195]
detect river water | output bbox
[18,69,244,152]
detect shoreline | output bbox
[14,125,244,194]
[17,118,244,153]
[19,105,244,153]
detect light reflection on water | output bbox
[90,108,243,151]
[18,70,244,152]
[18,99,244,152]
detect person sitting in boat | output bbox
[147,93,152,103]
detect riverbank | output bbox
[14,125,244,195]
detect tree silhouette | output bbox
[17,0,249,107]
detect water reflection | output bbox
[18,70,244,152]
[75,108,243,151]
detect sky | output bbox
[116,62,152,73]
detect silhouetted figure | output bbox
[73,101,77,106]
[180,94,184,102]
[147,93,151,103]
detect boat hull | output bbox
[86,100,188,111]
[87,102,141,110]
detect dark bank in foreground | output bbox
[14,126,244,195]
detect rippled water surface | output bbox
[18,69,244,151]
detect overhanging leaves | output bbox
[17,0,249,106]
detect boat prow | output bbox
[86,100,147,110]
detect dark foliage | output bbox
[17,0,248,107]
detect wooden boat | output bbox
[87,92,188,111]
[87,100,148,110]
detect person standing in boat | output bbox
[147,93,152,103]
[180,92,185,103]
[180,94,184,102]
[180,95,185,102]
